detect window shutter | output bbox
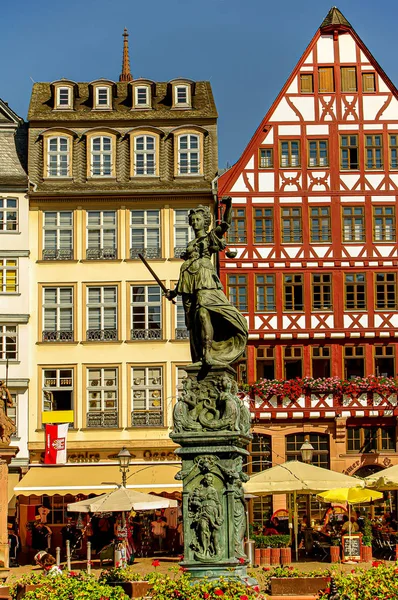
[318,67,334,93]
[341,67,357,92]
[300,74,313,93]
[362,73,375,92]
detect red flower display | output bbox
[214,589,224,596]
[152,559,160,567]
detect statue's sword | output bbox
[138,253,176,304]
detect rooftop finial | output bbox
[119,28,133,82]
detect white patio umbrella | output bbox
[364,464,398,491]
[67,486,178,513]
[244,460,365,560]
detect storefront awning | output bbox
[14,463,182,497]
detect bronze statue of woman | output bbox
[166,198,248,367]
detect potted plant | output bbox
[99,566,152,598]
[277,535,292,565]
[361,517,373,562]
[269,566,332,596]
[330,536,340,563]
[269,536,281,565]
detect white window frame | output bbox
[87,286,118,338]
[42,368,73,412]
[130,209,161,258]
[174,209,195,256]
[0,198,18,232]
[55,86,72,109]
[177,134,200,175]
[94,86,111,109]
[0,325,17,360]
[131,285,162,339]
[133,135,156,176]
[87,367,118,413]
[134,86,150,108]
[175,296,188,339]
[86,210,117,258]
[43,211,73,259]
[47,136,71,177]
[43,287,73,340]
[131,365,163,426]
[0,259,17,293]
[90,136,113,176]
[174,84,190,107]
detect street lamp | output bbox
[300,439,314,464]
[117,447,131,487]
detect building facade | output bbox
[218,8,398,521]
[17,33,218,545]
[0,99,29,511]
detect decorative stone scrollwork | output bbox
[173,373,252,436]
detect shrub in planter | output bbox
[99,567,152,599]
[260,566,332,595]
[330,537,340,563]
[361,517,373,562]
[317,562,398,600]
[149,573,265,600]
[11,572,129,600]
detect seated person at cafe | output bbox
[341,515,359,533]
[263,520,279,535]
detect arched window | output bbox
[285,433,330,469]
[90,136,113,177]
[177,134,200,175]
[250,433,273,526]
[47,136,71,177]
[134,135,156,176]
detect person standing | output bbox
[31,517,52,553]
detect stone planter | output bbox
[0,586,11,600]
[260,547,271,565]
[270,547,281,565]
[395,543,398,561]
[254,548,261,566]
[271,577,331,596]
[16,584,44,600]
[108,581,152,598]
[330,545,340,563]
[280,547,292,566]
[361,545,372,563]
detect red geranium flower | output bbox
[215,589,224,596]
[152,559,160,567]
[238,557,246,564]
[179,566,187,572]
[240,595,249,600]
[203,594,210,599]
[252,586,260,593]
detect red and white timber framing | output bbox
[218,8,398,414]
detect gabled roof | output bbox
[218,7,398,195]
[321,6,351,29]
[0,98,23,125]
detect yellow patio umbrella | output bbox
[317,487,383,536]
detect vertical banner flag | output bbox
[44,423,68,464]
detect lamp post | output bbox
[300,439,314,464]
[300,438,315,530]
[117,447,131,488]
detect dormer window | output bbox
[135,86,150,107]
[175,85,190,107]
[94,86,111,109]
[55,86,73,109]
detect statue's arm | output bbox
[165,285,178,301]
[215,196,232,236]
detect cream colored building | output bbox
[15,36,218,546]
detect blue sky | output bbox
[1,0,397,168]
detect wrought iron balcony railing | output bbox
[86,329,117,341]
[174,247,187,258]
[130,247,162,259]
[175,328,189,340]
[130,328,162,340]
[131,410,163,427]
[42,249,74,261]
[42,330,74,342]
[86,411,118,428]
[86,247,117,260]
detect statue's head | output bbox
[203,473,213,486]
[189,205,211,231]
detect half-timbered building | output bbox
[218,7,398,520]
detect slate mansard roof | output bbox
[0,99,27,188]
[28,80,218,122]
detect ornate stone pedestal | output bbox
[170,365,255,583]
[0,446,19,570]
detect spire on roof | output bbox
[119,28,133,82]
[321,7,351,29]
